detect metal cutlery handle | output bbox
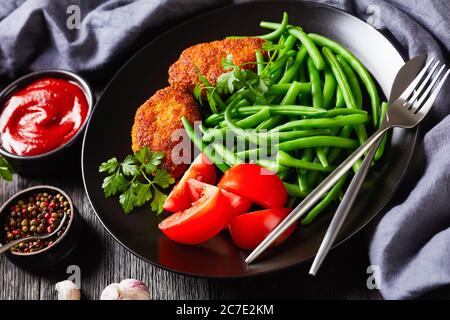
[309,136,382,275]
[246,126,390,264]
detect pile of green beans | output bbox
[182,12,388,225]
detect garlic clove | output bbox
[55,280,81,300]
[100,283,122,300]
[100,279,151,300]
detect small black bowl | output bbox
[0,186,81,269]
[0,69,95,175]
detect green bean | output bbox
[256,158,289,174]
[283,182,308,198]
[267,50,296,73]
[336,88,345,107]
[277,136,359,152]
[258,81,306,130]
[278,46,308,84]
[256,115,285,130]
[337,55,363,108]
[259,20,300,31]
[266,83,311,96]
[236,136,359,158]
[256,50,265,75]
[298,62,310,105]
[322,108,367,117]
[307,57,323,108]
[288,28,325,70]
[322,47,368,145]
[203,108,271,142]
[301,172,349,225]
[232,108,272,128]
[273,114,368,132]
[327,125,362,171]
[328,125,353,164]
[205,98,248,126]
[277,129,331,141]
[181,117,229,173]
[309,33,380,127]
[323,67,337,109]
[269,52,296,84]
[375,102,389,161]
[297,148,313,193]
[279,35,297,55]
[209,144,242,167]
[259,12,288,40]
[277,151,336,172]
[307,56,328,167]
[224,99,274,146]
[238,105,327,117]
[207,128,332,144]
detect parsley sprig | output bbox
[215,54,271,104]
[99,147,175,214]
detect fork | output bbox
[246,57,450,264]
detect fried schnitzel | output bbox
[168,38,265,91]
[131,86,201,179]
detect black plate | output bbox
[82,1,415,277]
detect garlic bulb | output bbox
[100,279,151,300]
[55,280,81,300]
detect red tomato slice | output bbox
[187,179,251,219]
[229,208,296,250]
[163,153,216,213]
[159,179,250,245]
[218,163,287,208]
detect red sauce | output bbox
[0,78,89,156]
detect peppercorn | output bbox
[1,190,71,254]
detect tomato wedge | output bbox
[187,179,251,219]
[218,163,287,208]
[229,208,296,250]
[163,153,216,213]
[159,179,250,245]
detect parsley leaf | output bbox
[193,83,203,103]
[119,182,138,214]
[135,182,151,206]
[99,157,120,173]
[121,155,139,176]
[134,146,164,174]
[99,147,175,215]
[153,169,175,188]
[151,188,167,214]
[221,54,235,70]
[102,172,129,197]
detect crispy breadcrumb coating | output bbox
[168,38,265,91]
[131,87,201,178]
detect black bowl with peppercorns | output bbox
[0,186,81,269]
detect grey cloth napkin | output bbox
[0,0,449,300]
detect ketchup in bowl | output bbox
[0,78,89,156]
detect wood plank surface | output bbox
[0,171,381,300]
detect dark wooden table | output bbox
[0,170,382,300]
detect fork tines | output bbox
[402,57,450,115]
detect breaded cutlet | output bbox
[131,86,201,179]
[168,38,265,91]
